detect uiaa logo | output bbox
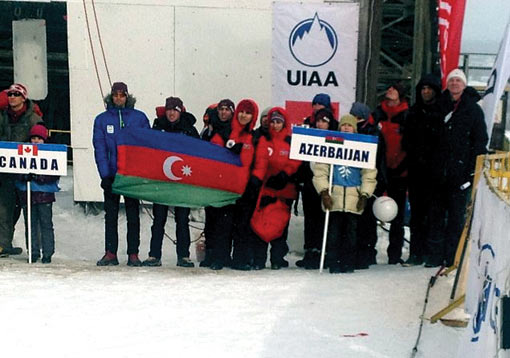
[289,13,338,67]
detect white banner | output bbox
[457,178,510,358]
[0,141,67,176]
[482,18,510,140]
[290,126,378,169]
[272,2,359,121]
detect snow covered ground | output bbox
[0,168,465,357]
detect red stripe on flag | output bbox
[117,145,248,195]
[18,144,23,155]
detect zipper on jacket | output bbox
[118,109,124,128]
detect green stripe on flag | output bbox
[112,174,240,208]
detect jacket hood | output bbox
[442,86,482,103]
[266,106,292,138]
[104,93,137,109]
[232,99,259,133]
[415,74,441,105]
[154,111,196,130]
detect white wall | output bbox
[67,0,334,201]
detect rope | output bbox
[91,0,112,87]
[82,0,105,106]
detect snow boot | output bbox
[403,255,423,267]
[177,257,195,268]
[142,257,161,267]
[270,259,289,270]
[127,254,142,267]
[96,252,119,266]
[41,256,52,264]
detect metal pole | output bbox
[27,179,32,264]
[319,165,334,274]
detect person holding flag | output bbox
[93,82,150,267]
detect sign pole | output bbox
[319,164,333,274]
[27,179,32,264]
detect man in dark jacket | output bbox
[372,83,409,264]
[426,69,488,267]
[0,83,42,257]
[93,82,150,267]
[142,97,200,268]
[402,74,443,266]
[350,102,387,268]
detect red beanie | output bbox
[29,124,48,141]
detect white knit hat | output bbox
[446,69,467,85]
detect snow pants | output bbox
[385,176,408,263]
[103,189,140,255]
[326,211,358,269]
[0,174,16,250]
[149,204,191,260]
[252,226,289,267]
[23,203,55,258]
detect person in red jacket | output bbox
[251,107,301,270]
[204,99,259,270]
[372,82,409,264]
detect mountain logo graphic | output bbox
[288,13,338,67]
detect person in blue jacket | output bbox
[92,82,150,267]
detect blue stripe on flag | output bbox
[292,126,378,144]
[116,128,242,166]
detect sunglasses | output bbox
[7,92,22,97]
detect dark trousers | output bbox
[204,204,235,265]
[103,189,140,255]
[0,174,15,249]
[386,176,408,262]
[326,212,358,268]
[427,185,469,265]
[231,199,258,266]
[253,226,289,266]
[408,177,431,259]
[301,182,325,251]
[23,203,55,258]
[149,204,191,259]
[356,196,378,263]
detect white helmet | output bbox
[372,196,398,222]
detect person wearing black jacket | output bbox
[350,102,387,268]
[142,96,200,267]
[425,69,488,267]
[402,74,442,266]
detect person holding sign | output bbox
[0,83,42,257]
[15,125,59,263]
[312,114,377,274]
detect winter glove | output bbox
[320,190,333,211]
[101,177,114,192]
[265,171,289,190]
[21,173,38,182]
[356,194,369,211]
[241,176,262,203]
[259,195,277,208]
[226,140,243,155]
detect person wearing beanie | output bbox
[142,97,199,268]
[349,102,387,269]
[312,114,377,274]
[372,82,410,265]
[401,74,442,267]
[0,83,43,257]
[252,106,272,147]
[92,81,150,267]
[201,98,235,143]
[295,95,335,269]
[424,69,488,267]
[15,125,60,263]
[250,107,301,270]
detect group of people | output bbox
[0,83,57,263]
[0,67,488,273]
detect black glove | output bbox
[101,177,114,192]
[21,173,38,182]
[241,176,262,203]
[265,171,289,190]
[356,194,369,211]
[259,195,277,208]
[226,140,243,155]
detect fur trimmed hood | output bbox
[104,93,137,109]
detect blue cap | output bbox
[312,93,331,108]
[349,102,371,121]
